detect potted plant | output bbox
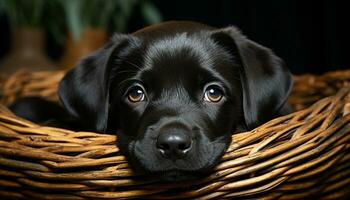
[0,0,56,74]
[58,0,162,69]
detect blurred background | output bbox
[0,0,348,75]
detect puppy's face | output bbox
[59,21,293,181]
[108,33,244,181]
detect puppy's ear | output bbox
[212,27,293,129]
[58,34,132,132]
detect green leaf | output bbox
[61,0,83,41]
[0,0,163,42]
[141,1,163,25]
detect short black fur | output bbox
[11,21,293,182]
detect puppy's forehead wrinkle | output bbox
[143,33,217,69]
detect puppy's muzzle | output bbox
[156,128,192,160]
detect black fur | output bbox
[11,21,293,182]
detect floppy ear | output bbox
[58,34,132,132]
[212,27,293,129]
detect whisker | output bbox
[117,78,133,88]
[116,70,138,75]
[124,60,143,70]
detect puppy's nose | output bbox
[156,131,192,159]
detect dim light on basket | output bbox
[0,70,349,199]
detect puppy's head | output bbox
[59,21,292,181]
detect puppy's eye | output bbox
[127,86,146,103]
[203,84,224,102]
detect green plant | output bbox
[0,0,46,29]
[58,0,163,41]
[0,0,163,43]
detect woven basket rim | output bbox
[0,70,350,199]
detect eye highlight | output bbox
[127,85,146,103]
[203,84,224,103]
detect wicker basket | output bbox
[0,70,349,199]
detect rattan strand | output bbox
[0,70,349,199]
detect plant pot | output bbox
[0,28,56,75]
[59,28,108,69]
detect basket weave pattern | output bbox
[0,70,349,199]
[0,70,65,106]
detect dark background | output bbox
[0,0,349,75]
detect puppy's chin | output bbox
[153,170,202,182]
[118,134,230,182]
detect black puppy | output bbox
[13,21,293,181]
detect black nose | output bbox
[156,131,192,159]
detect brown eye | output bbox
[204,85,224,102]
[127,86,146,103]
